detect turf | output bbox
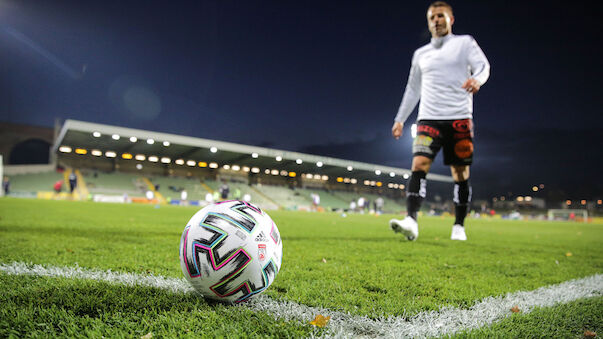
[0,198,601,337]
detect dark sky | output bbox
[1,1,601,200]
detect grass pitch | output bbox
[0,198,601,337]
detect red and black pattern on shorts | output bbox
[449,119,474,164]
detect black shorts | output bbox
[412,119,474,166]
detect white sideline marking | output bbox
[1,262,601,338]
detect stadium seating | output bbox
[6,170,64,196]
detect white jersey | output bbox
[394,34,490,123]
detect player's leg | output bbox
[407,155,432,220]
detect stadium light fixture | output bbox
[364,180,370,185]
[130,136,137,142]
[581,199,587,205]
[209,162,219,169]
[525,196,533,202]
[597,199,602,205]
[296,159,302,164]
[136,164,143,170]
[175,159,184,165]
[566,200,571,205]
[305,173,313,179]
[288,172,296,177]
[163,141,170,147]
[411,123,417,138]
[389,172,395,177]
[350,178,357,184]
[112,134,120,140]
[265,169,270,174]
[148,156,159,162]
[539,184,545,189]
[223,164,231,170]
[251,167,260,173]
[271,169,279,176]
[343,178,350,183]
[321,175,328,181]
[242,166,250,172]
[376,182,383,187]
[375,170,381,175]
[370,181,376,186]
[186,160,196,167]
[91,149,102,157]
[388,183,394,188]
[92,132,101,138]
[232,165,240,171]
[147,139,155,145]
[122,153,133,160]
[403,173,410,179]
[280,170,288,176]
[347,166,353,171]
[252,153,259,158]
[316,161,323,167]
[105,151,117,158]
[336,177,344,183]
[135,154,146,161]
[160,157,171,164]
[516,196,524,202]
[210,147,218,153]
[75,148,87,155]
[399,185,405,190]
[532,186,538,192]
[198,162,207,167]
[275,156,282,162]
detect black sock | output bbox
[454,180,471,226]
[406,171,427,220]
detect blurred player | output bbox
[389,1,490,241]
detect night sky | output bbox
[1,1,601,200]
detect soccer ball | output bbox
[179,200,282,303]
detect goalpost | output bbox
[547,209,588,222]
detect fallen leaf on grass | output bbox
[141,332,153,339]
[584,330,596,337]
[309,314,331,328]
[510,306,520,313]
[566,252,573,257]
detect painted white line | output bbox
[1,262,601,338]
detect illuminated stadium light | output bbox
[539,184,545,189]
[163,141,170,147]
[252,153,259,158]
[147,139,155,145]
[343,178,351,183]
[532,186,538,192]
[350,178,357,184]
[296,159,303,164]
[581,199,587,205]
[321,175,328,181]
[400,185,405,190]
[136,164,143,170]
[376,182,383,187]
[403,173,410,179]
[130,136,137,142]
[105,151,117,158]
[73,148,86,155]
[91,149,102,157]
[92,131,101,138]
[288,172,296,177]
[566,200,572,205]
[198,162,207,167]
[148,156,159,162]
[597,199,602,205]
[275,156,282,162]
[121,153,133,160]
[280,170,288,176]
[242,166,250,172]
[210,147,218,153]
[389,172,395,177]
[364,180,370,186]
[375,170,381,175]
[500,196,506,201]
[271,169,279,176]
[516,196,524,202]
[251,167,260,173]
[135,154,146,161]
[175,159,184,165]
[336,177,344,183]
[112,134,120,140]
[347,166,353,171]
[525,196,533,202]
[411,123,417,138]
[161,157,171,164]
[209,162,219,169]
[305,173,313,179]
[370,181,376,186]
[223,165,231,170]
[265,169,270,174]
[316,161,323,167]
[232,165,240,171]
[388,183,394,188]
[186,160,196,167]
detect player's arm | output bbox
[393,52,421,139]
[462,37,490,94]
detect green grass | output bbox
[0,198,601,337]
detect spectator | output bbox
[180,189,188,206]
[219,182,230,200]
[68,172,78,193]
[53,180,63,194]
[2,176,9,196]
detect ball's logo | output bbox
[258,244,267,261]
[454,139,473,158]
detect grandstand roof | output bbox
[54,119,452,183]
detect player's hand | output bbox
[462,78,481,93]
[392,121,404,140]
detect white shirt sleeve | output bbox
[467,37,490,85]
[394,51,422,124]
